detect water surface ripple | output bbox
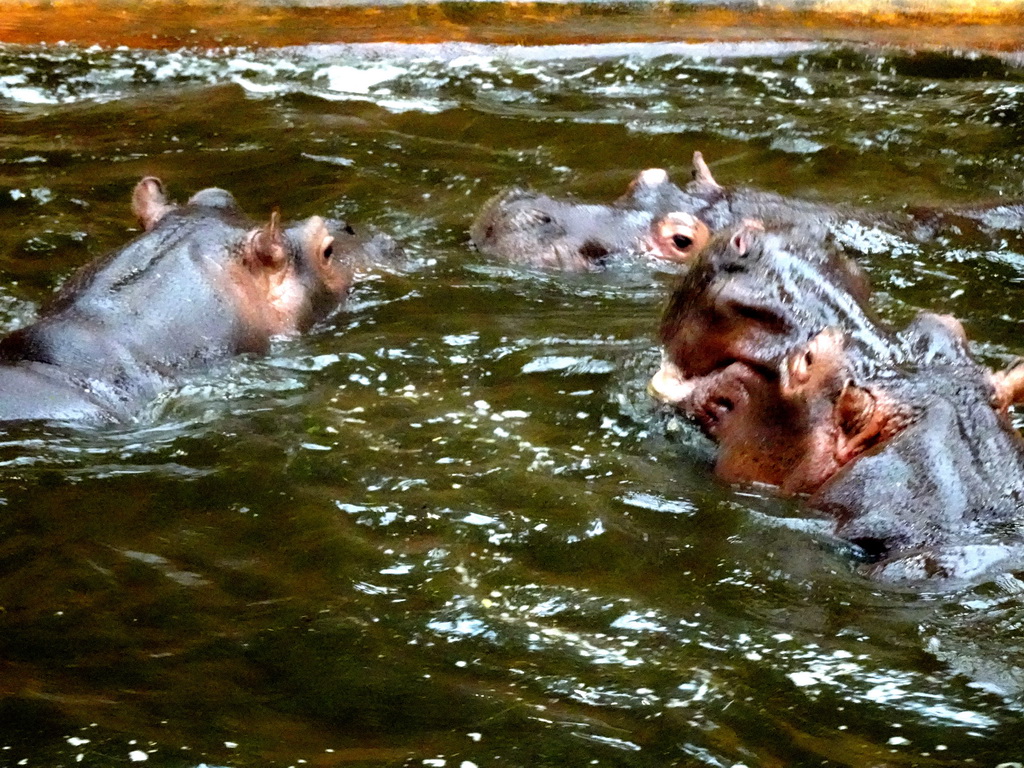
[0,39,1024,767]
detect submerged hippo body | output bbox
[651,221,1024,583]
[0,178,385,424]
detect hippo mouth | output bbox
[649,355,775,437]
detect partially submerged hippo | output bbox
[780,322,1024,582]
[650,220,890,489]
[472,151,1024,271]
[469,166,709,271]
[650,220,1024,582]
[470,152,883,270]
[0,178,393,424]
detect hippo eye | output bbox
[344,224,356,235]
[672,234,694,251]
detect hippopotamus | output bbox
[469,166,710,271]
[0,177,393,424]
[772,319,1024,582]
[650,220,1024,582]
[470,152,889,270]
[471,151,1024,270]
[649,219,892,488]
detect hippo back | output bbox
[0,198,268,420]
[9,204,262,373]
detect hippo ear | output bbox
[835,384,914,464]
[834,382,882,463]
[691,152,721,189]
[246,210,287,270]
[990,360,1024,411]
[132,177,176,230]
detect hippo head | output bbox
[653,323,914,493]
[656,220,880,385]
[469,187,654,271]
[132,177,354,338]
[650,220,902,490]
[469,153,742,270]
[468,164,706,271]
[770,328,914,493]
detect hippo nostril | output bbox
[737,305,781,326]
[849,537,888,563]
[725,301,789,333]
[672,234,694,251]
[484,225,495,240]
[344,224,356,236]
[522,209,554,227]
[323,244,334,261]
[578,240,610,262]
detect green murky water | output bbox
[1,36,1024,768]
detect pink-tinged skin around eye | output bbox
[646,211,711,263]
